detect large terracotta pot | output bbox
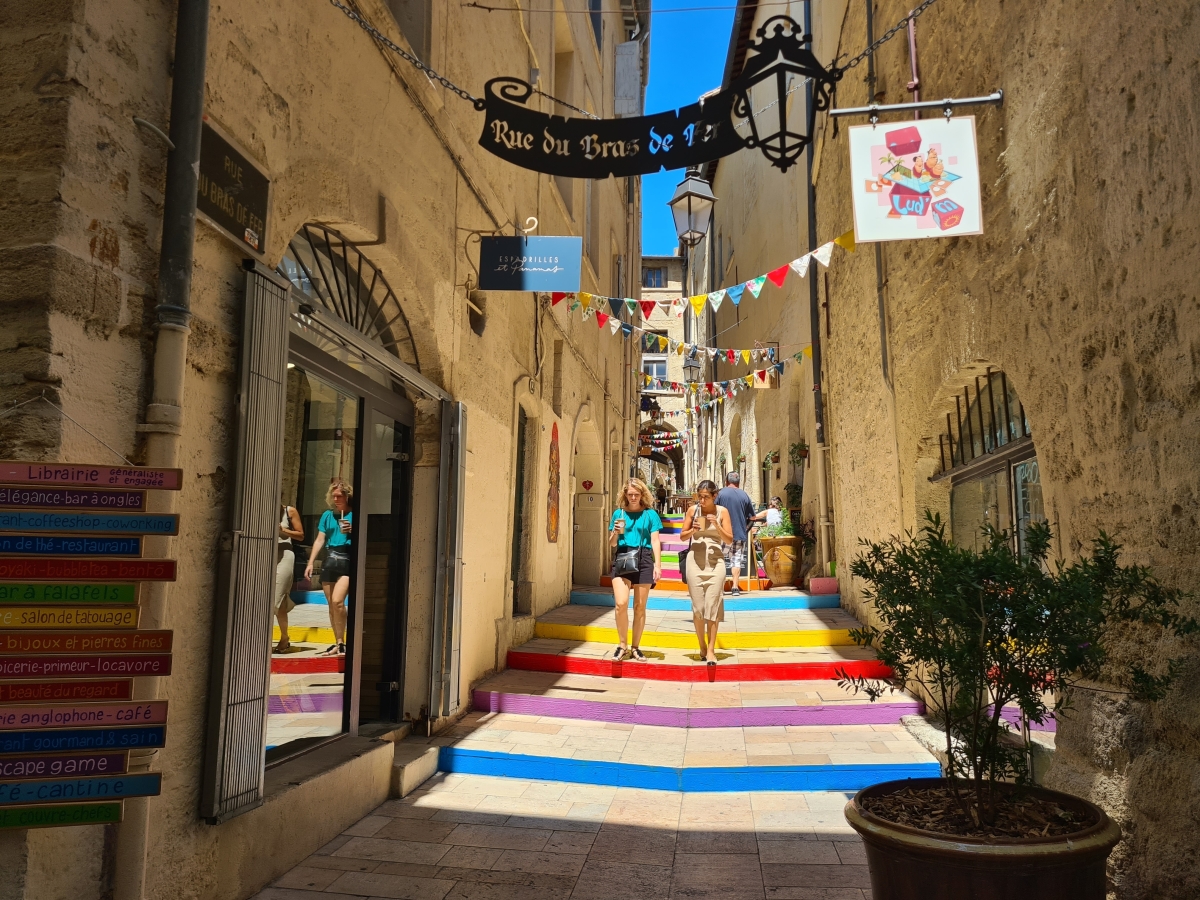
[759,536,800,586]
[845,779,1121,900]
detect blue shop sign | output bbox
[478,236,582,292]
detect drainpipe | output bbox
[804,0,832,576]
[114,2,208,899]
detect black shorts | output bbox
[321,549,352,584]
[611,547,656,586]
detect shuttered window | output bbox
[200,262,290,822]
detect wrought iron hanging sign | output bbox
[477,16,842,177]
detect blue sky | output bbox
[640,2,736,256]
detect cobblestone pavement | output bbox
[254,772,874,900]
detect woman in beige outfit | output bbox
[680,479,733,665]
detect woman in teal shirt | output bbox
[607,478,663,662]
[304,480,353,656]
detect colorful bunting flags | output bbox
[689,294,707,317]
[708,289,726,312]
[766,265,789,288]
[596,312,609,328]
[552,292,569,306]
[834,229,856,253]
[813,242,834,267]
[726,284,745,305]
[745,275,767,298]
[639,300,656,320]
[580,292,592,311]
[789,256,811,279]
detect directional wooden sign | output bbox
[0,801,123,829]
[0,584,137,604]
[0,751,128,779]
[0,461,179,829]
[0,487,147,511]
[0,463,181,490]
[0,559,176,582]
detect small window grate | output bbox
[938,369,1030,474]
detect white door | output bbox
[572,493,605,586]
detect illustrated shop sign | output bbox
[848,116,983,243]
[478,236,582,292]
[197,120,270,252]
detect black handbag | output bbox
[678,547,690,582]
[613,547,640,576]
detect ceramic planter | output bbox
[844,778,1121,900]
[759,536,800,586]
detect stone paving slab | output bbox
[253,772,875,900]
[538,604,862,634]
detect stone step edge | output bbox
[569,591,841,611]
[533,622,855,649]
[473,689,923,728]
[506,649,892,682]
[438,746,940,792]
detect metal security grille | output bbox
[200,262,290,822]
[278,223,420,371]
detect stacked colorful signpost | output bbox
[0,463,179,830]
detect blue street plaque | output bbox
[0,772,161,805]
[478,236,582,292]
[0,512,178,536]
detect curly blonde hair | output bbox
[619,478,654,511]
[325,480,354,508]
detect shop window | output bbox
[935,369,1044,555]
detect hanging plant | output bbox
[789,441,809,467]
[735,452,747,466]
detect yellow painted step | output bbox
[533,622,853,649]
[274,626,336,644]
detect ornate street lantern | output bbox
[668,167,717,248]
[730,16,843,172]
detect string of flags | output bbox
[636,348,812,394]
[551,230,855,342]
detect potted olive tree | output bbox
[838,513,1195,900]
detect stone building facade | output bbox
[636,253,690,492]
[0,1,644,897]
[808,0,1200,896]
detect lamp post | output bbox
[669,167,716,491]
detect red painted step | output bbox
[270,656,345,674]
[506,650,891,683]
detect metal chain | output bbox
[838,0,941,71]
[532,88,600,120]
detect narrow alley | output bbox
[256,513,937,899]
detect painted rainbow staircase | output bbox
[417,584,940,793]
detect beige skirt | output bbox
[685,555,726,622]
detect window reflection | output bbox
[267,366,358,761]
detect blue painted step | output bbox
[569,589,841,611]
[439,747,939,792]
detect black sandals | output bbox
[630,647,647,662]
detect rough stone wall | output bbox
[0,0,639,897]
[813,0,1200,895]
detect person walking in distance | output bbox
[305,480,354,656]
[655,481,668,514]
[273,501,304,653]
[715,472,755,595]
[607,478,663,661]
[680,480,733,665]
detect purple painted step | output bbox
[268,692,343,714]
[473,689,922,728]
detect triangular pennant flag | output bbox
[621,323,633,336]
[625,298,638,316]
[676,342,686,356]
[767,347,776,362]
[745,275,767,298]
[596,312,609,328]
[803,345,812,358]
[726,349,735,364]
[658,300,674,313]
[774,362,785,375]
[834,229,856,253]
[708,289,726,312]
[657,336,668,352]
[689,294,707,317]
[766,264,790,288]
[741,350,751,365]
[789,255,811,279]
[708,348,720,360]
[726,284,745,305]
[639,300,656,320]
[757,369,767,382]
[744,375,754,387]
[609,317,622,335]
[751,349,761,364]
[608,297,624,318]
[569,299,581,312]
[813,242,835,267]
[579,292,592,311]
[552,292,568,306]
